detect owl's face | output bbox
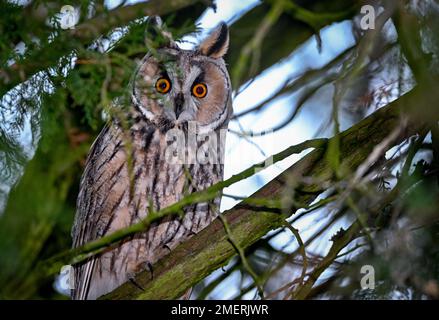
[132,23,231,133]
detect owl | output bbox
[71,22,232,300]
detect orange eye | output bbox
[155,77,171,94]
[192,83,208,98]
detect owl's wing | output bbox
[71,124,126,299]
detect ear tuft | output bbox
[199,22,229,59]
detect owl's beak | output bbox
[173,92,196,125]
[174,92,184,118]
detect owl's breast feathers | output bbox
[72,120,225,299]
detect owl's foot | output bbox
[130,261,154,283]
[127,265,147,291]
[147,262,154,280]
[128,276,145,292]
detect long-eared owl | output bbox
[71,21,232,300]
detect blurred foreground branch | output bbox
[0,0,207,97]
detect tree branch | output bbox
[101,86,429,300]
[227,0,359,88]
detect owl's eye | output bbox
[155,77,171,94]
[192,83,208,98]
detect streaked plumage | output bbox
[71,22,232,300]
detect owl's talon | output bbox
[128,275,145,292]
[163,244,172,252]
[147,262,154,280]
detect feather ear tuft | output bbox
[199,22,229,59]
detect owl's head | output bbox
[132,22,232,133]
